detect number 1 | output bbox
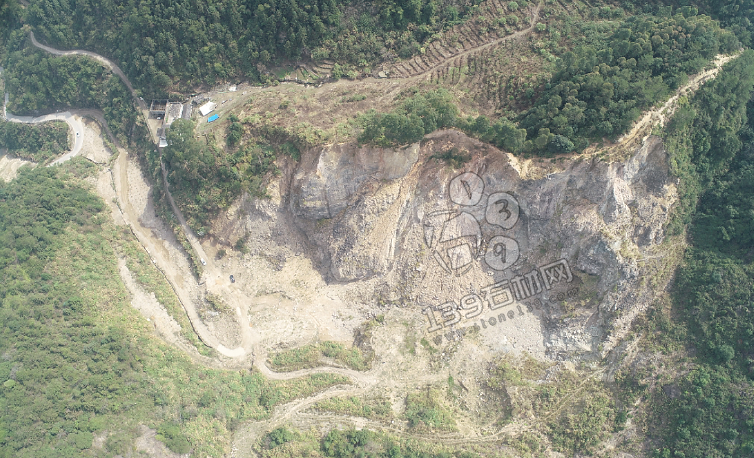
[422,306,443,333]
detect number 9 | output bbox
[460,294,483,319]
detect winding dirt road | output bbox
[21,30,252,358]
[2,31,153,165]
[3,109,84,165]
[392,1,543,80]
[30,31,147,111]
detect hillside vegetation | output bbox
[652,51,754,458]
[24,0,487,93]
[625,50,754,458]
[358,10,741,156]
[0,120,68,163]
[520,10,740,151]
[3,33,143,147]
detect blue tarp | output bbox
[208,114,219,122]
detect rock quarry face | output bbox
[280,129,677,360]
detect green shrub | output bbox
[430,148,471,168]
[266,427,295,448]
[519,13,741,154]
[358,89,458,147]
[549,392,615,454]
[156,422,191,454]
[404,389,456,431]
[268,341,371,371]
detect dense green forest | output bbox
[520,10,740,152]
[23,0,486,94]
[162,118,246,229]
[3,33,141,146]
[162,116,301,230]
[0,120,68,163]
[0,0,21,59]
[630,0,754,48]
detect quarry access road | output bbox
[24,30,252,359]
[24,29,256,361]
[29,31,148,111]
[4,108,84,165]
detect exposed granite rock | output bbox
[285,130,677,359]
[291,142,420,220]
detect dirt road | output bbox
[3,82,84,164]
[29,31,159,142]
[4,110,84,164]
[389,1,543,80]
[21,30,253,359]
[615,53,740,151]
[113,146,252,358]
[30,31,147,111]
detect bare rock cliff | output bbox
[278,129,677,360]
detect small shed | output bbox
[199,101,216,116]
[207,114,219,123]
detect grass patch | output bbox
[547,388,616,455]
[404,388,457,431]
[339,93,367,103]
[311,395,393,421]
[268,341,371,372]
[429,147,472,169]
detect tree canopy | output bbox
[24,0,485,94]
[520,12,741,153]
[0,120,69,163]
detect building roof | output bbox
[164,102,184,127]
[199,101,216,116]
[181,104,193,119]
[208,114,219,122]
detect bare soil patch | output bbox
[0,154,34,182]
[80,117,113,163]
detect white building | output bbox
[198,101,216,116]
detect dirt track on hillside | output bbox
[388,1,542,80]
[613,53,740,154]
[30,31,146,111]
